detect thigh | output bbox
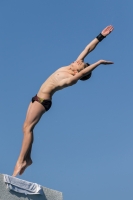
[24,101,46,127]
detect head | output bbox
[71,60,87,71]
[80,63,92,81]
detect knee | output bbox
[23,122,34,133]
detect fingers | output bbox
[106,25,114,32]
[108,25,114,32]
[105,61,114,65]
[107,61,114,64]
[101,25,114,36]
[100,60,114,64]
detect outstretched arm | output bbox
[59,60,113,87]
[67,60,114,84]
[76,25,114,61]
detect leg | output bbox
[12,101,46,176]
[19,134,34,175]
[19,144,33,175]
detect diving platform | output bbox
[0,174,63,200]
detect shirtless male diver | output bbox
[13,25,114,176]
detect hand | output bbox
[101,25,114,36]
[99,60,114,65]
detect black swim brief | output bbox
[31,95,52,111]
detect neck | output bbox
[70,64,78,71]
[68,64,78,75]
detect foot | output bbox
[12,158,32,177]
[19,158,32,175]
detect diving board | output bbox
[0,174,63,200]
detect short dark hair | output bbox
[80,63,92,81]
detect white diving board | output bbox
[0,174,63,200]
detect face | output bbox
[72,60,88,72]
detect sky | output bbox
[0,0,133,200]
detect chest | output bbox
[54,70,73,81]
